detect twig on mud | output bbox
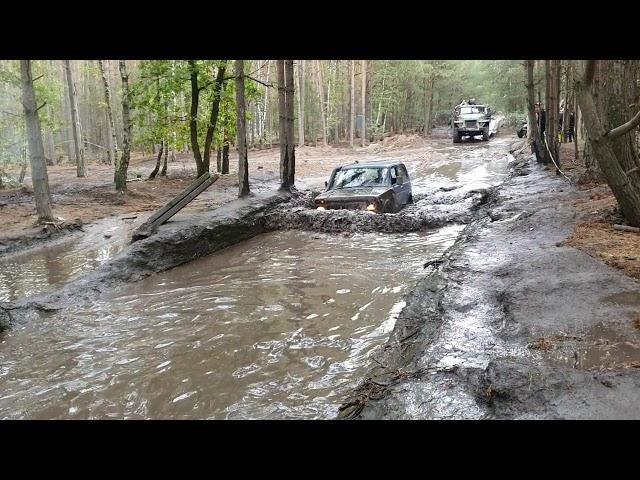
[370,355,388,369]
[400,328,420,343]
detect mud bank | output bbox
[0,220,85,257]
[264,187,495,234]
[339,151,640,419]
[1,191,290,331]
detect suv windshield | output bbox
[460,106,485,115]
[330,167,389,189]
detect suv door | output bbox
[397,165,411,204]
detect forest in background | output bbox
[0,60,527,179]
[3,59,640,227]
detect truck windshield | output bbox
[330,167,389,189]
[460,106,484,114]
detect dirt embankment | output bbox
[339,148,640,420]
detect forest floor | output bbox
[0,133,434,254]
[553,142,640,280]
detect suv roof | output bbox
[339,160,405,169]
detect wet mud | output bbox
[339,149,640,420]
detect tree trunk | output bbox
[277,60,289,189]
[64,60,87,177]
[115,60,132,193]
[361,60,367,147]
[216,148,222,173]
[160,138,168,176]
[297,60,305,146]
[235,60,250,197]
[576,60,640,226]
[149,140,163,179]
[203,61,227,174]
[314,60,327,146]
[222,135,230,174]
[188,60,205,177]
[20,60,54,222]
[98,60,118,166]
[525,60,550,165]
[349,60,355,147]
[285,60,296,186]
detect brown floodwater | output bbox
[0,226,464,419]
[0,216,139,303]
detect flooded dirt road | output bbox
[0,133,514,419]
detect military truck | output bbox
[452,102,493,143]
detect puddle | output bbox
[546,322,640,371]
[603,291,640,307]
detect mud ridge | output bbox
[337,152,530,419]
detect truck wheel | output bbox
[381,199,394,213]
[482,130,490,141]
[452,130,461,143]
[408,194,414,204]
[517,130,524,138]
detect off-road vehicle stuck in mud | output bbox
[314,161,413,213]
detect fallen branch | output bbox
[614,224,640,233]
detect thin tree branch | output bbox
[32,74,44,82]
[246,75,274,88]
[605,109,640,140]
[36,102,47,112]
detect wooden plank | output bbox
[146,172,211,225]
[150,174,219,227]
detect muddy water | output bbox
[0,216,140,303]
[0,226,464,419]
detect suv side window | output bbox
[399,165,409,181]
[390,167,398,182]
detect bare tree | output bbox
[350,60,355,147]
[525,60,550,165]
[277,60,289,188]
[361,60,367,147]
[235,60,249,197]
[64,60,87,177]
[285,60,295,186]
[20,60,54,222]
[297,60,305,146]
[575,60,640,226]
[313,60,327,146]
[98,60,118,166]
[114,60,132,193]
